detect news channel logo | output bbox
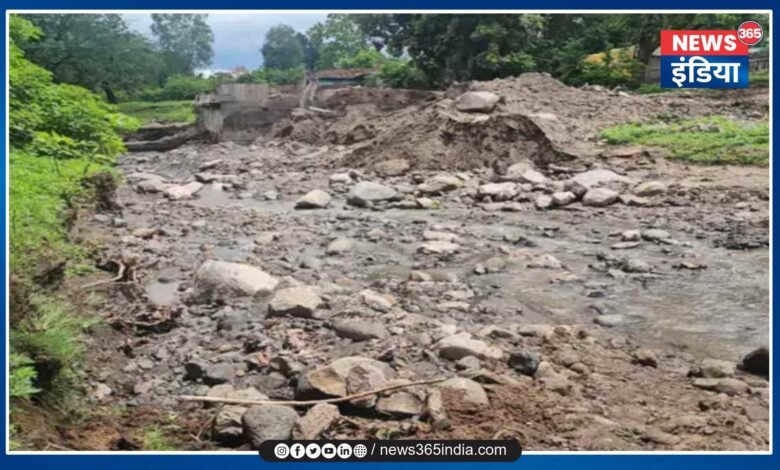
[659,21,763,89]
[274,442,368,460]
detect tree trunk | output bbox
[103,84,117,104]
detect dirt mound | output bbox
[268,72,767,172]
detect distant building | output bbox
[315,68,378,87]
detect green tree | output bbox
[261,24,304,70]
[307,14,371,70]
[151,13,214,75]
[19,14,163,102]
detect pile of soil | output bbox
[267,73,768,172]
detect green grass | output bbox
[117,100,195,125]
[141,426,177,451]
[601,116,769,166]
[751,70,769,86]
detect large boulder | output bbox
[455,91,500,113]
[192,260,278,303]
[436,377,489,405]
[347,182,398,207]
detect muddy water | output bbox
[132,154,768,364]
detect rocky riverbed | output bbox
[57,127,770,451]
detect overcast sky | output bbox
[124,13,326,71]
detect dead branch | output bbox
[179,377,447,407]
[80,261,126,290]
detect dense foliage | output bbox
[9,16,136,407]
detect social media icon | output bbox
[354,444,368,458]
[274,443,289,459]
[305,443,321,459]
[337,443,352,459]
[290,443,306,459]
[321,443,337,459]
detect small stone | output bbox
[508,351,540,376]
[456,356,482,370]
[623,258,651,273]
[582,188,619,207]
[622,230,641,242]
[204,364,234,385]
[594,314,626,327]
[436,332,502,361]
[373,159,410,177]
[347,181,398,207]
[184,360,207,380]
[360,289,397,312]
[295,189,331,209]
[376,391,424,417]
[268,286,321,319]
[632,349,658,368]
[692,359,736,378]
[477,182,517,201]
[436,377,489,405]
[418,241,460,255]
[634,181,667,197]
[643,428,680,446]
[692,378,749,396]
[292,403,340,440]
[332,319,389,341]
[326,238,354,255]
[426,388,450,430]
[535,194,553,210]
[164,181,203,200]
[552,191,576,206]
[455,91,500,113]
[642,229,671,241]
[527,254,563,269]
[193,260,278,302]
[242,406,299,449]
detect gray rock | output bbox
[572,169,631,188]
[741,346,769,376]
[552,191,576,206]
[193,260,278,302]
[691,359,737,378]
[332,319,389,341]
[184,360,207,380]
[326,237,355,255]
[594,314,627,327]
[634,181,667,197]
[295,189,331,209]
[632,349,658,368]
[692,378,749,396]
[164,181,203,200]
[373,159,410,177]
[376,391,424,417]
[242,405,299,448]
[535,194,553,210]
[436,332,502,361]
[455,91,500,113]
[582,188,619,207]
[436,377,489,405]
[292,403,340,440]
[268,286,321,318]
[477,182,517,201]
[455,356,482,370]
[204,364,234,385]
[621,230,641,241]
[347,182,398,207]
[623,258,652,273]
[418,241,460,255]
[508,351,540,376]
[642,229,671,241]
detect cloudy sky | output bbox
[124,13,326,72]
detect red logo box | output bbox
[660,30,749,56]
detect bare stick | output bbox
[80,261,126,290]
[179,377,447,407]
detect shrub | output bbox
[379,59,431,89]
